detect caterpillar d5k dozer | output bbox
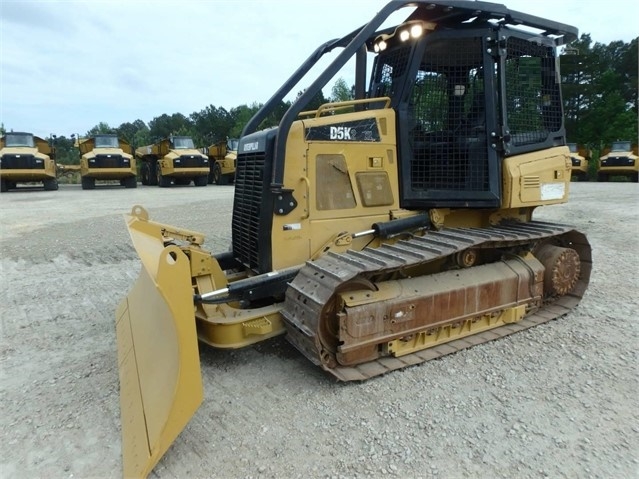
[116,1,591,476]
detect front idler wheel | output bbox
[318,277,377,368]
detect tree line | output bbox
[39,80,352,165]
[562,36,637,153]
[2,36,636,166]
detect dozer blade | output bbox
[116,210,203,478]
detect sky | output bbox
[1,0,637,139]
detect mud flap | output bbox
[116,212,203,478]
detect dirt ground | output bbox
[0,182,637,479]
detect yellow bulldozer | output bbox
[116,1,591,476]
[77,134,137,189]
[207,137,238,184]
[0,132,58,192]
[135,136,209,187]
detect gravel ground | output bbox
[0,182,637,479]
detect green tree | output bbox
[148,113,194,142]
[190,105,234,146]
[296,88,327,113]
[330,78,354,102]
[229,103,261,137]
[116,119,148,147]
[581,71,637,146]
[48,135,78,164]
[562,35,638,152]
[133,128,151,148]
[86,122,115,137]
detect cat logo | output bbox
[330,126,354,140]
[242,141,259,152]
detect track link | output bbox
[282,221,591,381]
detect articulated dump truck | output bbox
[135,136,209,187]
[116,1,592,476]
[207,137,238,184]
[568,143,591,181]
[77,134,137,189]
[0,132,58,192]
[597,140,639,182]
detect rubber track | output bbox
[282,221,592,381]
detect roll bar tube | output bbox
[240,0,578,194]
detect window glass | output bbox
[5,133,35,147]
[94,136,119,148]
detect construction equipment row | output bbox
[0,134,238,192]
[568,141,638,182]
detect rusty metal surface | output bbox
[282,221,592,381]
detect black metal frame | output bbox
[241,0,577,196]
[394,26,502,208]
[232,0,578,279]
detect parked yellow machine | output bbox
[136,136,209,187]
[116,1,592,476]
[77,134,137,189]
[597,140,639,182]
[568,143,590,180]
[207,138,238,184]
[0,132,58,192]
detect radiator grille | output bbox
[0,154,44,169]
[602,157,634,167]
[174,155,206,168]
[232,152,266,271]
[91,154,126,168]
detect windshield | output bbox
[567,143,578,153]
[227,138,239,151]
[5,133,35,147]
[94,136,120,148]
[172,137,195,149]
[611,141,631,152]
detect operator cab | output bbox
[241,1,575,214]
[368,14,566,208]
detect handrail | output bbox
[314,97,392,118]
